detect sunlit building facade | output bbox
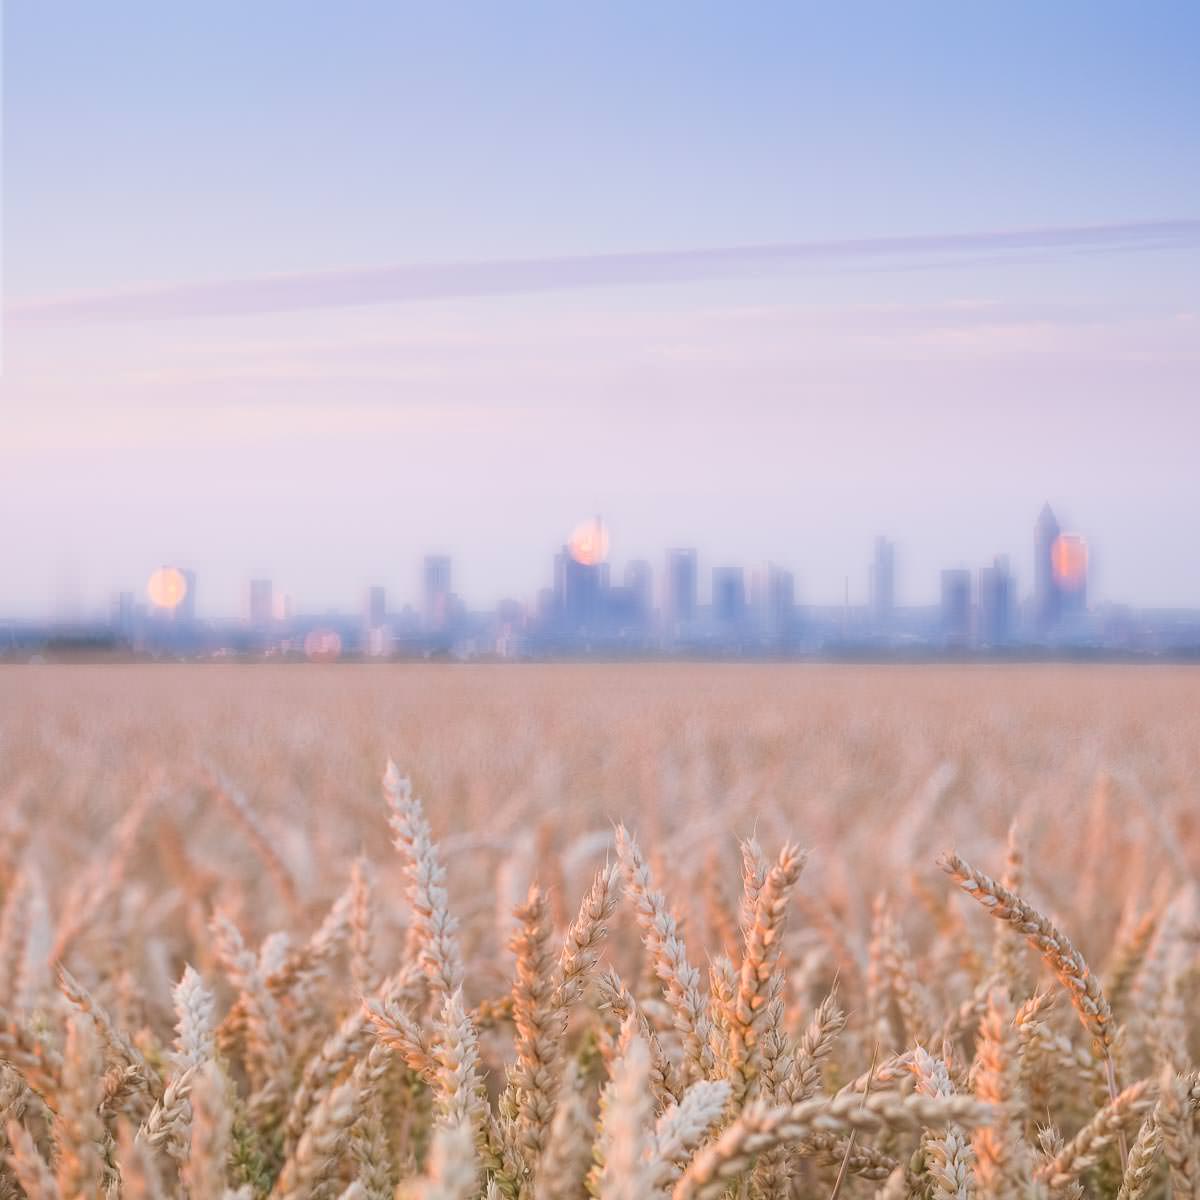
[1052,533,1089,619]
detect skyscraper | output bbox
[554,547,604,629]
[762,563,795,642]
[712,567,747,627]
[364,586,387,629]
[940,569,972,644]
[869,537,895,630]
[247,579,274,629]
[363,586,391,657]
[623,560,654,624]
[423,556,452,632]
[977,555,1013,646]
[663,548,698,631]
[1053,534,1089,619]
[1034,503,1061,632]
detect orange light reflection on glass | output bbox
[147,567,188,610]
[568,518,610,566]
[1051,534,1088,590]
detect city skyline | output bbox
[4,3,1199,620]
[15,498,1196,662]
[1,501,1161,626]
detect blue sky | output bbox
[3,3,1199,615]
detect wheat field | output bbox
[1,663,1199,1200]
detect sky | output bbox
[3,2,1199,617]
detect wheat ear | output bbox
[907,1045,973,1200]
[728,842,805,1103]
[4,1119,58,1200]
[597,1024,656,1200]
[615,824,714,1082]
[1036,1079,1153,1190]
[54,1012,106,1199]
[138,963,216,1161]
[788,986,847,1103]
[383,760,464,1004]
[1157,1066,1198,1200]
[673,1091,993,1200]
[939,852,1115,1054]
[650,1079,731,1188]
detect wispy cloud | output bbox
[9,219,1200,323]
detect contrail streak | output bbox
[10,218,1199,323]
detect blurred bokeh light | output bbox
[303,629,342,661]
[1051,533,1088,591]
[146,566,188,611]
[567,517,610,567]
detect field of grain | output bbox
[1,663,1199,1200]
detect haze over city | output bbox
[4,3,1199,618]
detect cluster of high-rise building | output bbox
[937,557,1017,647]
[1033,503,1089,630]
[7,501,1198,661]
[535,537,799,652]
[933,503,1089,648]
